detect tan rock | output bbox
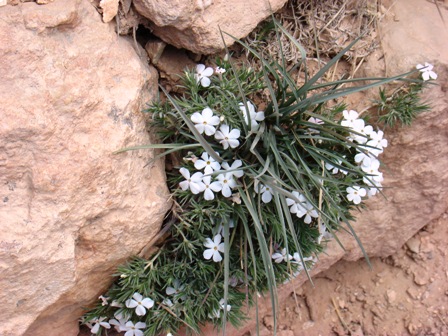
[99,0,119,23]
[0,0,170,335]
[133,0,289,54]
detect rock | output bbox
[386,290,397,304]
[406,237,421,253]
[0,0,170,335]
[413,270,430,286]
[99,0,119,23]
[200,0,448,334]
[145,38,167,65]
[132,0,289,54]
[0,0,7,6]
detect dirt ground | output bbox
[255,213,448,336]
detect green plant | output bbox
[81,19,432,336]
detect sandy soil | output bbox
[254,213,448,336]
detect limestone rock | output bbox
[0,0,170,335]
[99,0,119,23]
[132,0,289,54]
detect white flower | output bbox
[167,333,174,336]
[90,317,111,334]
[346,186,367,205]
[98,295,109,306]
[190,107,220,135]
[110,300,123,308]
[296,202,318,224]
[307,117,324,134]
[325,160,347,175]
[194,152,221,175]
[217,173,237,197]
[195,64,214,87]
[203,234,225,262]
[341,110,364,130]
[125,292,154,316]
[292,253,313,271]
[366,130,387,155]
[109,311,129,332]
[179,168,205,194]
[351,124,374,144]
[272,248,293,263]
[222,160,244,178]
[202,175,222,200]
[162,298,174,307]
[215,67,226,74]
[286,191,307,214]
[215,124,240,149]
[239,102,265,130]
[209,298,231,319]
[354,150,375,168]
[416,62,437,81]
[255,183,273,203]
[361,158,383,183]
[166,279,184,296]
[124,321,146,336]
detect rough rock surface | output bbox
[201,0,448,334]
[133,0,289,54]
[0,0,170,335]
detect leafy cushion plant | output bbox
[81,20,434,336]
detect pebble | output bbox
[406,237,421,253]
[407,287,421,300]
[386,289,397,304]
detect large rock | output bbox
[0,0,170,335]
[133,0,288,54]
[200,0,448,334]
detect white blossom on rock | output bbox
[191,107,220,135]
[125,292,154,316]
[195,64,214,87]
[416,62,437,81]
[203,234,225,262]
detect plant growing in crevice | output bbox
[81,20,436,336]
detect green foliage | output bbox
[376,84,431,128]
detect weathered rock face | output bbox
[133,0,289,54]
[200,0,448,334]
[0,0,170,335]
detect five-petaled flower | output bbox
[202,175,222,200]
[179,168,205,194]
[217,173,237,197]
[124,321,146,336]
[272,248,293,263]
[346,186,367,205]
[214,124,241,149]
[222,160,244,178]
[416,62,437,81]
[203,234,225,262]
[125,292,154,316]
[195,64,214,87]
[194,152,221,175]
[89,317,111,334]
[191,107,220,136]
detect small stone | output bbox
[99,0,119,23]
[407,287,421,300]
[406,237,421,253]
[338,299,346,309]
[302,321,315,329]
[145,39,167,65]
[0,0,6,6]
[413,270,430,286]
[386,289,397,304]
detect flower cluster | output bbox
[340,110,387,204]
[85,292,151,336]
